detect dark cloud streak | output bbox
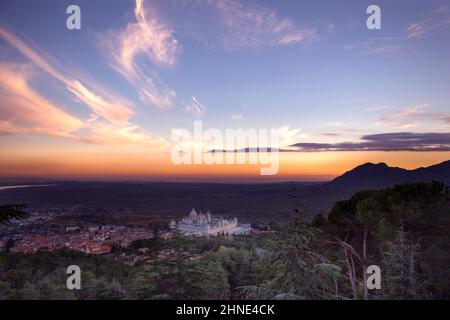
[291,132,450,152]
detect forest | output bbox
[0,181,449,300]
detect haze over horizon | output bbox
[1,0,449,181]
[1,159,449,184]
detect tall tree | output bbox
[382,225,422,299]
[241,223,342,300]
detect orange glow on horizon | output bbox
[1,148,449,182]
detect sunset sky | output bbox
[0,0,449,181]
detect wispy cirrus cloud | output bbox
[291,132,450,152]
[102,0,180,109]
[189,0,318,50]
[0,63,84,138]
[0,26,134,123]
[345,6,450,55]
[405,6,450,39]
[0,26,168,148]
[185,96,206,117]
[82,116,168,147]
[216,0,318,48]
[67,80,135,123]
[374,104,450,129]
[375,103,430,128]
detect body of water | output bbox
[0,184,55,191]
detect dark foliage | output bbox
[0,204,29,225]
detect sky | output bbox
[0,0,449,181]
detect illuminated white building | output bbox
[170,208,251,236]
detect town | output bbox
[0,208,258,265]
[0,210,159,258]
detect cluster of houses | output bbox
[2,225,157,254]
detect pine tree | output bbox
[128,265,159,299]
[241,224,342,300]
[382,224,422,299]
[202,258,229,299]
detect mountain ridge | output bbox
[327,160,450,193]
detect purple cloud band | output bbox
[291,132,450,152]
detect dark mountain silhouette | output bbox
[327,160,450,194]
[289,160,450,211]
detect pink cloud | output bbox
[102,0,180,108]
[81,117,169,148]
[375,104,450,130]
[66,80,134,123]
[0,63,84,138]
[0,27,168,147]
[0,26,135,123]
